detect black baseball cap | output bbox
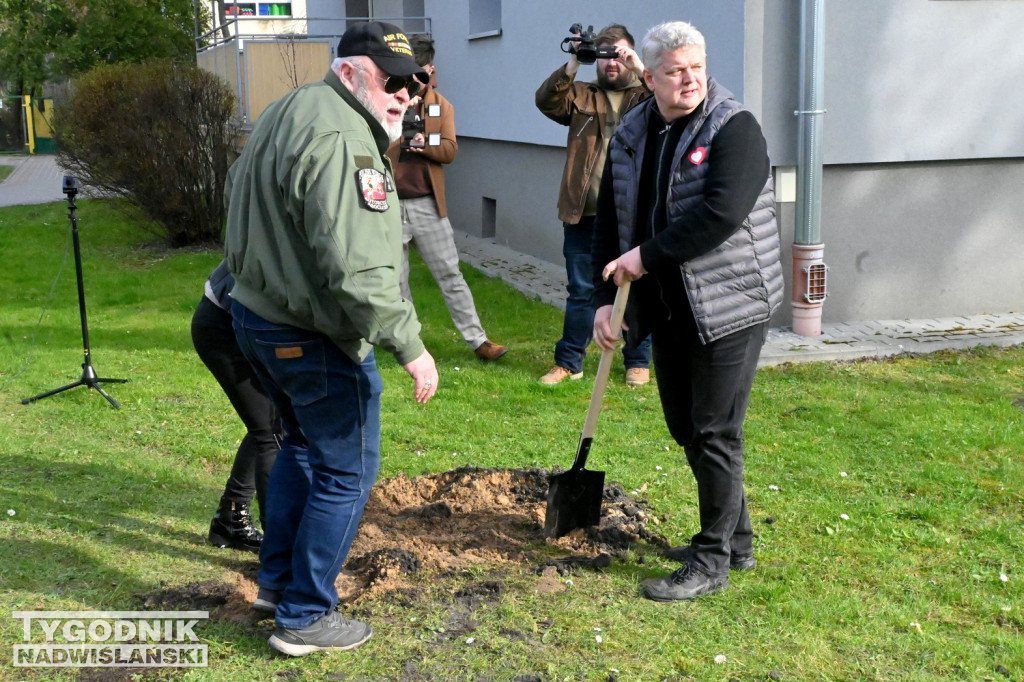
[337,22,428,82]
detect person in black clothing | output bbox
[191,260,279,553]
[592,20,784,601]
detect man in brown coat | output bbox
[535,23,651,386]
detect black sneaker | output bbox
[268,608,373,656]
[253,587,282,615]
[642,562,729,602]
[663,545,757,571]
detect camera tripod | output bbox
[22,177,128,408]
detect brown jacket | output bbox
[387,86,457,217]
[535,65,649,224]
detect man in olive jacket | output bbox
[535,23,652,386]
[224,22,438,656]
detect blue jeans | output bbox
[555,218,651,374]
[231,301,383,629]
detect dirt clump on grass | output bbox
[143,467,668,622]
[350,466,667,597]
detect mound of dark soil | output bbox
[141,467,668,621]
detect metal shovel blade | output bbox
[542,281,630,539]
[544,460,605,538]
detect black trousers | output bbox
[652,315,767,577]
[191,296,279,527]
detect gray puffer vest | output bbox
[608,78,783,344]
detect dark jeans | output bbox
[191,297,278,528]
[231,300,383,629]
[555,218,650,374]
[652,315,768,577]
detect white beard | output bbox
[354,82,404,144]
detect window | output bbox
[225,3,255,17]
[481,197,496,238]
[468,0,501,39]
[224,1,292,18]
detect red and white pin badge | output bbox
[688,147,707,165]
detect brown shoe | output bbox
[625,367,650,387]
[539,366,583,385]
[474,340,508,361]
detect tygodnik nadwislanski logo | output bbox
[12,611,208,668]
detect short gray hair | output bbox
[331,55,366,74]
[640,21,706,72]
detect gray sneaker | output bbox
[268,609,373,656]
[642,562,729,602]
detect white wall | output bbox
[424,0,748,147]
[430,0,1024,323]
[759,0,1024,165]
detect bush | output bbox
[53,60,238,247]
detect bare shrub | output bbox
[54,60,238,247]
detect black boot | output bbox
[207,499,262,553]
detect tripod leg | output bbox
[81,364,124,408]
[91,382,122,409]
[22,364,126,407]
[21,380,88,405]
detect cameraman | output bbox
[387,37,507,362]
[535,23,652,386]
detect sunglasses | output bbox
[356,66,421,96]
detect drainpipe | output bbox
[792,0,827,336]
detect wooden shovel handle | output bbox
[571,280,631,469]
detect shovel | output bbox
[544,280,631,538]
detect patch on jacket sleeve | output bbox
[688,146,707,165]
[353,155,375,168]
[357,168,389,211]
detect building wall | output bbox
[812,159,1024,321]
[425,0,1024,163]
[432,0,1024,324]
[206,1,1024,323]
[444,139,566,263]
[425,0,748,146]
[758,0,1024,166]
[448,144,1024,326]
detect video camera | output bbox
[560,23,619,65]
[401,108,425,150]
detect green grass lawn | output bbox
[1,199,1021,681]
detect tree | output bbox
[0,0,76,95]
[0,0,202,96]
[55,0,198,75]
